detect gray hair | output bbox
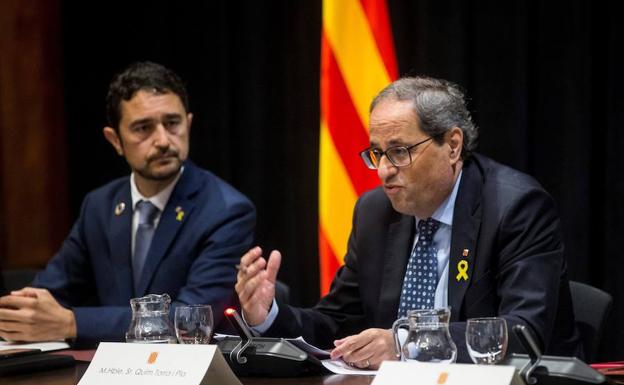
[370,76,478,159]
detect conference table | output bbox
[3,353,618,385]
[2,359,376,385]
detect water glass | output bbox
[465,317,507,364]
[174,305,213,344]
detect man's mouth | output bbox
[149,152,178,162]
[383,184,402,194]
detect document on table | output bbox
[321,359,378,376]
[0,340,70,351]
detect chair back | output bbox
[0,266,5,295]
[1,269,39,292]
[275,280,291,304]
[569,280,613,363]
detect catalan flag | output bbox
[319,0,398,294]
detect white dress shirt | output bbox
[129,167,184,257]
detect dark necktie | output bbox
[397,218,441,317]
[133,200,159,290]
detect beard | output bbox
[135,151,184,181]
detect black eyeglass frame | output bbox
[359,137,434,169]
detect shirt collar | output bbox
[415,169,463,228]
[130,166,184,212]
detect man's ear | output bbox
[103,127,124,156]
[447,127,463,163]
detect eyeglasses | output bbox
[359,137,433,169]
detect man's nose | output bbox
[377,156,397,181]
[152,124,170,148]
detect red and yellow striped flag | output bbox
[319,0,398,294]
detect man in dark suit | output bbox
[0,62,255,346]
[235,76,582,366]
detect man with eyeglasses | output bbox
[235,76,582,366]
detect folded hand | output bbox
[0,287,76,342]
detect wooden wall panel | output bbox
[0,0,69,269]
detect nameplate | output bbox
[78,342,241,385]
[372,361,523,385]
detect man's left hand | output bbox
[0,287,77,342]
[330,328,397,370]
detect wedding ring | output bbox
[364,359,371,368]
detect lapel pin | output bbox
[114,202,126,216]
[456,250,469,282]
[175,206,185,221]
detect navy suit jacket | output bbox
[34,161,255,346]
[265,154,582,362]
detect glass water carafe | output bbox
[392,307,457,363]
[125,293,176,343]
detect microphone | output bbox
[217,308,326,376]
[224,308,253,341]
[224,308,253,363]
[502,325,606,385]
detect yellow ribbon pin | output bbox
[456,260,469,281]
[175,206,184,221]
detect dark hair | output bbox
[105,61,190,130]
[370,76,478,159]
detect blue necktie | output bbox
[397,218,441,317]
[133,200,159,290]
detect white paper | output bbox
[372,361,520,385]
[0,340,69,351]
[322,359,378,376]
[78,342,241,385]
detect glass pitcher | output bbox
[125,293,176,343]
[392,307,457,363]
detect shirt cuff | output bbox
[246,299,279,335]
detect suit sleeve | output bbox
[33,194,98,309]
[264,198,367,349]
[450,186,567,362]
[33,193,130,346]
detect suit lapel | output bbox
[377,214,415,327]
[108,182,134,299]
[135,164,200,295]
[447,160,483,321]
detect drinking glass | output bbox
[174,305,213,344]
[465,317,508,364]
